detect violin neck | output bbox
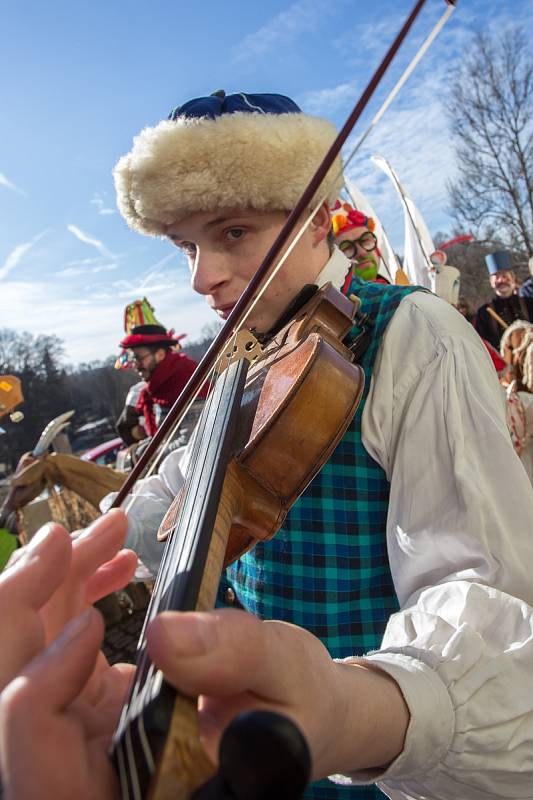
[111,359,251,800]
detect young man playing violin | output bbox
[2,92,533,800]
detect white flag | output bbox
[371,155,434,289]
[344,177,401,282]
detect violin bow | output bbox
[112,0,456,508]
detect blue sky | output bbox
[1,0,531,364]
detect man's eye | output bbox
[226,228,245,241]
[180,242,197,255]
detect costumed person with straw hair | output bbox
[500,319,533,485]
[3,90,533,800]
[475,251,533,349]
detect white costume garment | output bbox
[520,391,533,483]
[103,249,533,799]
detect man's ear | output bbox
[309,202,332,246]
[154,348,167,364]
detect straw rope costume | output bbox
[107,91,533,799]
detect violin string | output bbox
[156,336,231,610]
[126,336,238,718]
[125,345,235,724]
[158,337,235,615]
[167,332,233,545]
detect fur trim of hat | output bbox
[114,112,343,237]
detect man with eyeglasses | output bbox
[119,323,204,438]
[330,201,390,288]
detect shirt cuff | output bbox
[330,651,455,785]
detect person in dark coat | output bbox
[475,251,533,349]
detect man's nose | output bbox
[191,252,230,296]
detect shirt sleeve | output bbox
[100,446,187,577]
[342,292,533,798]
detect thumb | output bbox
[146,608,328,702]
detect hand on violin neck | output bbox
[146,608,409,781]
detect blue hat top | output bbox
[485,251,512,275]
[168,90,301,121]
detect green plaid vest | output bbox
[218,276,421,799]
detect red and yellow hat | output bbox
[115,298,186,368]
[330,200,376,237]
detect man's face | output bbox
[489,270,515,299]
[130,348,158,379]
[166,207,330,334]
[335,226,379,281]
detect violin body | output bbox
[161,283,365,564]
[112,284,365,799]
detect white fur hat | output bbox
[113,92,343,237]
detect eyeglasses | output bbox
[338,231,377,260]
[131,352,153,365]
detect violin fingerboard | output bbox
[148,694,215,800]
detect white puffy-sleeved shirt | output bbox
[103,249,533,799]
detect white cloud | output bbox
[0,278,213,364]
[234,0,344,62]
[64,257,102,267]
[55,263,118,277]
[108,252,182,299]
[333,12,404,60]
[90,192,116,216]
[67,224,118,260]
[0,231,47,280]
[0,243,34,280]
[0,172,25,195]
[343,87,457,249]
[299,83,358,116]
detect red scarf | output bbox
[135,351,202,436]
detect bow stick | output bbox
[112,0,453,509]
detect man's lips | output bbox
[354,257,374,269]
[214,303,236,320]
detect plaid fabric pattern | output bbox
[218,276,421,799]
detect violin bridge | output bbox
[217,331,263,373]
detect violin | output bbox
[110,284,364,799]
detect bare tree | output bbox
[447,28,533,256]
[0,329,69,469]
